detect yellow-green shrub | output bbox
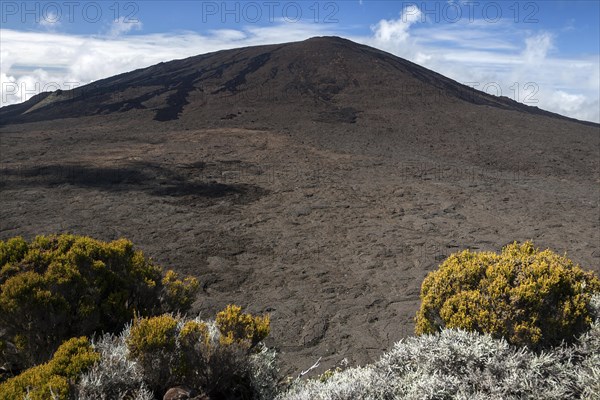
[415,241,600,348]
[216,304,271,348]
[0,234,199,371]
[180,321,210,344]
[161,270,200,311]
[177,320,212,389]
[127,314,179,358]
[0,337,99,400]
[126,306,271,398]
[126,314,181,392]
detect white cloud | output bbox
[1,7,598,123]
[207,29,247,41]
[358,8,599,122]
[38,11,61,31]
[540,89,600,122]
[0,23,340,106]
[371,5,421,43]
[522,32,554,64]
[108,17,143,37]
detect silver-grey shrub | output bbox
[75,316,278,400]
[279,294,600,400]
[76,326,152,400]
[74,295,599,399]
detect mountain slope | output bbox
[1,37,598,376]
[1,36,596,127]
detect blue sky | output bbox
[1,1,599,121]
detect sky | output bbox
[1,0,599,122]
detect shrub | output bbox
[415,241,600,348]
[0,234,199,372]
[125,307,276,399]
[278,296,600,399]
[0,337,99,400]
[76,327,153,400]
[127,315,179,357]
[126,314,181,392]
[161,270,199,312]
[216,304,271,348]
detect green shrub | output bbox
[0,337,99,400]
[0,234,199,372]
[415,241,600,348]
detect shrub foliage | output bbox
[279,319,600,400]
[216,304,271,348]
[0,337,99,400]
[3,235,598,399]
[126,306,275,399]
[76,327,153,400]
[415,241,600,348]
[0,234,199,371]
[2,306,275,400]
